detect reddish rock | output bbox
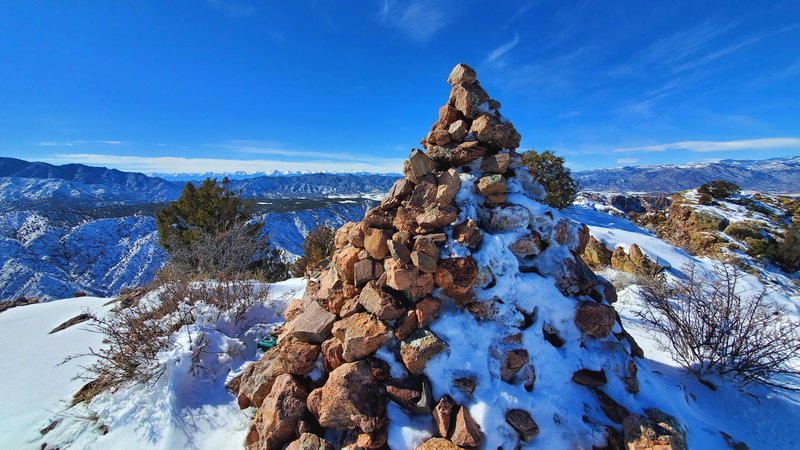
[508,232,542,258]
[437,104,464,130]
[246,373,308,449]
[470,114,521,150]
[505,409,540,441]
[384,178,414,204]
[400,328,448,374]
[316,268,342,305]
[447,63,477,85]
[408,271,435,301]
[436,169,462,204]
[576,223,590,254]
[339,295,364,318]
[555,256,598,297]
[332,246,360,283]
[572,368,608,386]
[237,341,319,409]
[394,205,423,231]
[285,433,334,450]
[417,204,459,229]
[417,438,463,450]
[307,360,387,433]
[363,228,391,260]
[413,235,442,261]
[433,394,456,438]
[449,82,490,119]
[285,300,337,344]
[448,120,468,141]
[388,239,412,264]
[394,310,418,340]
[434,257,478,297]
[392,230,414,248]
[522,364,536,392]
[356,428,389,449]
[411,250,438,274]
[363,206,396,229]
[428,128,452,146]
[476,174,506,196]
[450,406,484,447]
[415,296,442,328]
[500,349,529,382]
[480,153,512,174]
[335,222,357,248]
[485,193,507,204]
[625,360,640,394]
[404,149,437,180]
[386,375,433,414]
[283,297,311,322]
[553,219,569,245]
[452,219,482,250]
[427,141,487,168]
[359,281,405,321]
[321,338,346,372]
[384,258,417,291]
[575,301,616,338]
[331,313,391,362]
[353,258,384,287]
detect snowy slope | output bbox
[0,201,372,301]
[0,296,111,450]
[0,279,306,450]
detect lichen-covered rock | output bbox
[400,328,448,374]
[417,204,459,229]
[470,114,521,150]
[427,141,487,168]
[359,281,405,321]
[622,409,687,450]
[582,235,613,268]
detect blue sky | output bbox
[1,0,799,174]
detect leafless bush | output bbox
[164,220,290,282]
[637,263,800,390]
[67,277,270,395]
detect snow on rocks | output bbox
[223,64,686,450]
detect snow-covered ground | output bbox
[3,201,799,449]
[0,278,305,450]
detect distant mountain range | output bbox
[0,157,399,202]
[574,156,800,193]
[150,170,403,181]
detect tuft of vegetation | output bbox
[67,274,271,395]
[698,180,740,201]
[774,224,800,273]
[723,222,764,241]
[519,149,580,209]
[155,178,289,281]
[637,263,800,391]
[292,225,335,277]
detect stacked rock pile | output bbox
[231,64,685,449]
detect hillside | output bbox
[575,156,800,193]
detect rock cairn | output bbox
[232,64,684,449]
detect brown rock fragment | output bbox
[450,406,484,447]
[415,295,442,327]
[331,313,390,362]
[285,433,334,450]
[363,228,391,260]
[237,340,319,409]
[321,338,346,373]
[411,250,438,274]
[436,169,462,204]
[427,141,487,168]
[505,409,540,441]
[417,204,459,229]
[480,153,512,174]
[449,82,490,119]
[433,394,457,438]
[500,349,529,382]
[400,328,448,374]
[453,219,482,250]
[476,174,506,196]
[470,114,521,150]
[359,281,405,321]
[434,257,478,297]
[285,300,337,344]
[417,438,463,450]
[572,368,608,386]
[353,258,384,287]
[575,301,617,338]
[447,63,477,85]
[404,149,437,180]
[388,239,412,264]
[448,120,468,142]
[394,310,418,340]
[246,373,308,449]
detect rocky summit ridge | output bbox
[231,64,684,449]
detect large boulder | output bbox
[307,360,387,433]
[245,373,308,449]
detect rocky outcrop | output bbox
[232,63,676,450]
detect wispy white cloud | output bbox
[486,34,520,66]
[614,138,800,153]
[40,153,406,174]
[216,140,376,162]
[38,140,129,147]
[379,0,449,45]
[615,158,639,165]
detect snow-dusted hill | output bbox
[575,156,800,193]
[0,200,373,301]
